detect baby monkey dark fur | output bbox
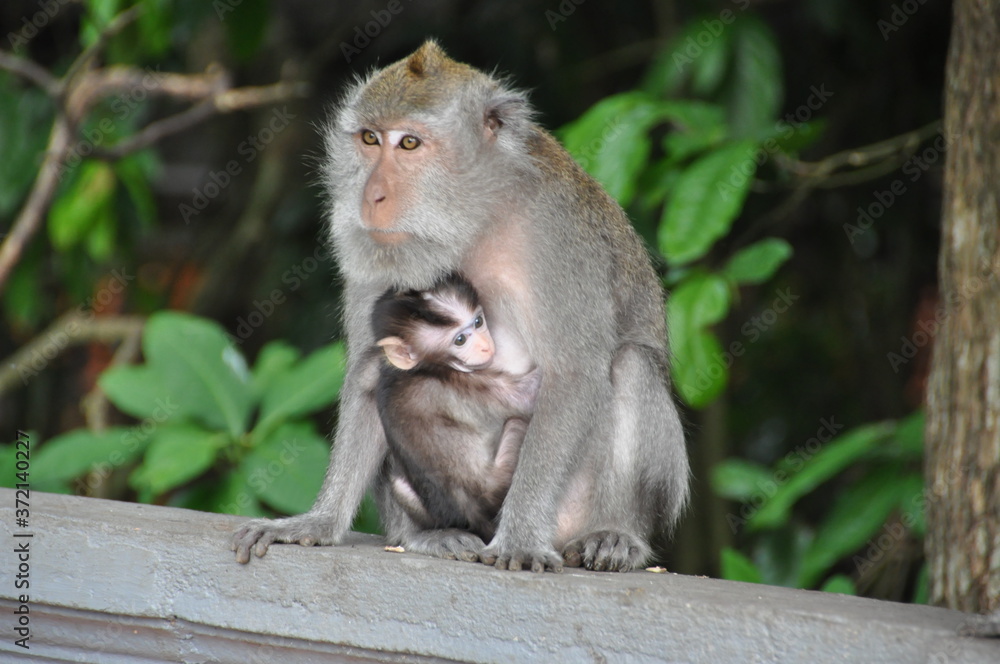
[372,273,539,544]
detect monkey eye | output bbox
[454,333,467,347]
[399,135,421,150]
[360,130,379,145]
[474,316,484,329]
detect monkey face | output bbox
[447,307,494,372]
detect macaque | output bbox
[371,272,538,545]
[233,40,689,572]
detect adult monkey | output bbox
[232,40,689,572]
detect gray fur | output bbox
[232,41,689,572]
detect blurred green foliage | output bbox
[561,14,925,598]
[0,1,941,593]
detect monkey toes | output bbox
[401,529,486,562]
[230,517,331,564]
[562,531,650,572]
[480,545,564,573]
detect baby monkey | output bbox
[372,273,539,546]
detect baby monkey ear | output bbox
[377,337,419,370]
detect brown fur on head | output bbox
[323,40,538,290]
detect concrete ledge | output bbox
[0,489,996,663]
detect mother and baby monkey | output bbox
[232,40,690,572]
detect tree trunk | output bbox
[925,0,1000,613]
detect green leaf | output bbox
[81,0,123,48]
[0,75,52,215]
[241,421,330,514]
[911,563,929,604]
[560,93,653,206]
[114,155,158,227]
[722,238,793,285]
[748,421,896,531]
[820,575,857,595]
[724,18,783,138]
[223,0,271,62]
[175,468,268,517]
[48,161,117,251]
[720,547,762,583]
[352,492,383,535]
[711,458,774,501]
[667,273,731,407]
[689,22,731,98]
[897,471,926,536]
[893,410,925,458]
[251,340,302,399]
[130,424,226,496]
[659,140,758,265]
[136,0,173,57]
[99,363,176,420]
[659,102,728,167]
[798,466,906,587]
[142,312,254,437]
[256,342,346,439]
[753,528,813,587]
[3,255,46,328]
[32,427,143,483]
[641,16,731,97]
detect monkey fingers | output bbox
[480,545,564,573]
[230,516,331,564]
[561,530,649,573]
[399,529,485,562]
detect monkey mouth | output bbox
[366,229,412,245]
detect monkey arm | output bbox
[232,285,387,563]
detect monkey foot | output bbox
[231,515,335,564]
[480,544,564,573]
[400,529,485,562]
[562,530,650,572]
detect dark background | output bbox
[0,0,949,583]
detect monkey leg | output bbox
[374,472,486,563]
[562,344,689,572]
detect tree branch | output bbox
[0,312,145,395]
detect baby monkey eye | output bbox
[474,316,484,328]
[454,333,467,347]
[399,135,421,150]
[360,130,379,145]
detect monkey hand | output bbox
[480,536,564,573]
[231,515,338,564]
[398,529,486,563]
[561,530,652,572]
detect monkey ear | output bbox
[377,337,419,370]
[484,91,532,140]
